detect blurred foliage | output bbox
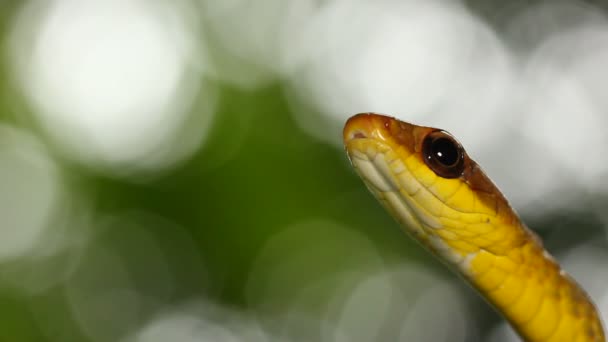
[0,1,607,341]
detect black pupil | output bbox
[431,137,459,167]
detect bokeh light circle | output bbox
[9,0,216,175]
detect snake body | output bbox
[343,113,605,341]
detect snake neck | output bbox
[461,236,605,342]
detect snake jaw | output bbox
[348,152,475,268]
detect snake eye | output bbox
[422,131,465,178]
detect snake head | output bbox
[343,113,527,263]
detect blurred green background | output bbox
[0,1,607,341]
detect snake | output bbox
[343,113,605,341]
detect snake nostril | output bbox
[352,131,366,139]
[345,130,368,142]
